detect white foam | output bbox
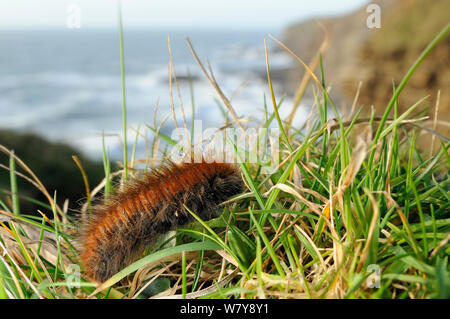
[1,32,303,162]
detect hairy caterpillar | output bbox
[78,160,243,282]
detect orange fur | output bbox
[78,160,242,281]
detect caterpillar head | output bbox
[210,166,243,203]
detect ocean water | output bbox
[0,28,299,161]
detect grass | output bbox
[0,18,448,299]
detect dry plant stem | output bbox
[151,98,160,162]
[0,240,43,298]
[185,37,244,132]
[430,90,441,155]
[0,145,64,221]
[131,261,178,298]
[430,234,450,258]
[153,115,171,161]
[72,155,91,216]
[324,116,429,136]
[347,81,363,121]
[153,268,240,299]
[286,25,329,126]
[167,37,188,133]
[31,249,54,287]
[168,38,180,133]
[269,35,322,93]
[295,225,326,272]
[0,252,25,298]
[80,170,123,216]
[230,80,249,102]
[0,164,41,192]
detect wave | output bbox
[0,32,299,161]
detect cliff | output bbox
[282,0,449,143]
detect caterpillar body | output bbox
[78,160,243,282]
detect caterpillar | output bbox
[78,160,243,282]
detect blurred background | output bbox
[0,0,448,213]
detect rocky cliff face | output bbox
[282,0,449,143]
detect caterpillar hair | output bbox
[78,159,243,282]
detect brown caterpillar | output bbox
[78,160,243,282]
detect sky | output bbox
[0,0,368,30]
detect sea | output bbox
[0,27,302,161]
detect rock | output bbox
[281,0,449,147]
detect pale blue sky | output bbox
[0,0,368,29]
